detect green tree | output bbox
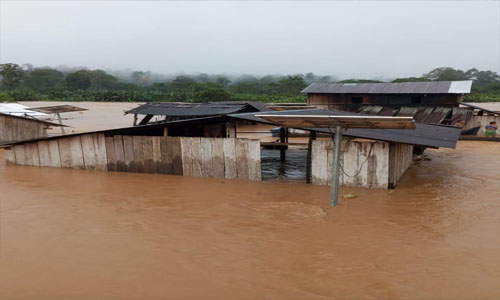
[391,77,428,83]
[196,88,232,102]
[0,63,24,90]
[169,76,200,101]
[339,79,384,83]
[131,71,152,86]
[469,70,500,85]
[423,67,466,81]
[66,70,92,90]
[275,75,307,95]
[23,68,64,90]
[215,76,231,87]
[89,70,118,89]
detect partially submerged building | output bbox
[303,81,474,127]
[303,81,473,111]
[0,112,65,144]
[125,101,269,125]
[459,102,500,137]
[1,108,461,189]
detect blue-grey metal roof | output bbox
[302,81,472,94]
[229,109,461,149]
[125,102,268,116]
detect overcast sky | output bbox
[1,1,499,79]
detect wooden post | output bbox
[56,112,65,135]
[163,126,169,136]
[306,131,317,184]
[330,126,343,207]
[226,121,237,138]
[133,114,138,126]
[279,127,286,162]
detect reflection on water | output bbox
[261,149,307,181]
[1,142,500,300]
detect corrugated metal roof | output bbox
[360,105,459,125]
[229,109,461,149]
[0,103,47,117]
[459,102,500,115]
[125,102,269,116]
[302,80,472,94]
[30,105,87,114]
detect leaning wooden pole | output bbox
[279,127,286,162]
[306,131,316,184]
[330,125,343,207]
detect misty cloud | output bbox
[0,1,499,79]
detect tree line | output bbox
[0,63,499,103]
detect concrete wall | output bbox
[388,143,414,188]
[4,134,261,181]
[463,115,500,136]
[311,139,413,189]
[0,114,48,144]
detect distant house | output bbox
[302,81,473,126]
[302,80,473,111]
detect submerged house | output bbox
[303,81,474,127]
[1,108,461,190]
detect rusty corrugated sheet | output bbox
[397,107,421,117]
[424,107,451,124]
[451,107,473,126]
[358,106,384,115]
[414,107,435,122]
[358,106,396,116]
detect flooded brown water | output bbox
[1,141,500,299]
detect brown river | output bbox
[1,141,499,300]
[1,100,500,299]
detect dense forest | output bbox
[0,63,499,103]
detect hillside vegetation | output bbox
[0,64,498,103]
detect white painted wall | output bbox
[311,139,391,189]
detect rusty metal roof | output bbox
[302,80,472,94]
[30,105,87,114]
[459,102,500,115]
[360,106,458,125]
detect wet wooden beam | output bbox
[306,131,317,184]
[280,127,286,162]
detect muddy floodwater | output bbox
[1,139,500,299]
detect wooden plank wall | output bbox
[311,139,391,189]
[179,137,261,181]
[388,143,414,187]
[4,134,262,181]
[0,115,48,144]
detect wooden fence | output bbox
[4,134,262,181]
[311,139,413,189]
